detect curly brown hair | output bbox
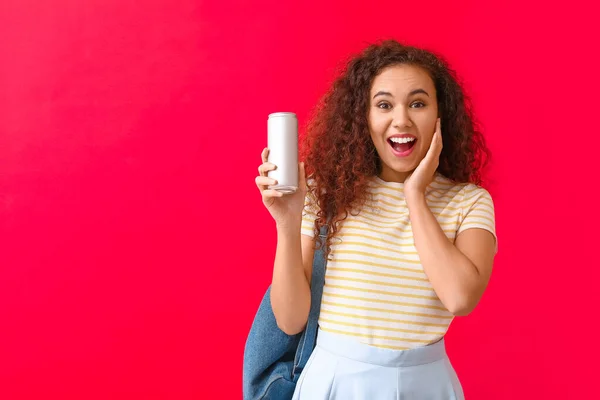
[300,39,490,253]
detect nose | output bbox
[392,106,413,130]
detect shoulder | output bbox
[426,174,468,201]
[459,183,494,206]
[433,174,493,200]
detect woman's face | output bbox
[368,64,439,183]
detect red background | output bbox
[1,0,598,398]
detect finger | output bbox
[430,118,441,147]
[262,189,284,198]
[432,132,442,159]
[434,127,443,153]
[255,176,278,190]
[436,129,443,152]
[258,162,277,176]
[298,162,306,191]
[424,130,442,163]
[261,148,270,163]
[425,134,437,159]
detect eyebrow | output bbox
[372,89,430,99]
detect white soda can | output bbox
[267,112,298,194]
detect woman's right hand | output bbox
[255,147,307,229]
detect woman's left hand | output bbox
[405,118,442,199]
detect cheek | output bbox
[419,130,435,150]
[368,113,388,136]
[418,115,437,141]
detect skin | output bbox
[255,64,496,334]
[368,64,439,184]
[256,154,311,333]
[368,64,496,315]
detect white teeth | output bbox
[389,137,416,144]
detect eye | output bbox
[377,102,392,110]
[410,101,426,108]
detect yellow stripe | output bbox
[427,187,462,198]
[301,223,315,233]
[325,282,439,301]
[374,191,406,203]
[463,213,495,225]
[371,343,411,350]
[463,198,494,213]
[368,174,452,189]
[321,300,454,328]
[436,219,460,226]
[432,212,460,220]
[340,224,410,239]
[302,209,317,216]
[318,326,433,343]
[430,180,460,189]
[427,200,460,208]
[328,275,433,292]
[371,201,465,217]
[341,224,456,238]
[462,188,490,201]
[334,249,420,264]
[328,267,428,282]
[367,185,405,193]
[307,209,466,229]
[340,233,415,248]
[371,199,463,214]
[358,209,462,229]
[319,317,447,336]
[428,202,462,210]
[347,218,414,230]
[355,210,410,226]
[359,207,411,221]
[367,191,463,209]
[359,208,403,220]
[331,259,424,275]
[372,187,462,203]
[373,198,406,209]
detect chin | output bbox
[389,160,418,173]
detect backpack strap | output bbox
[291,223,329,379]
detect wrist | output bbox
[276,219,302,234]
[406,191,427,209]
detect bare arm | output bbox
[270,227,316,335]
[403,120,496,316]
[407,193,496,315]
[255,143,321,335]
[255,147,316,335]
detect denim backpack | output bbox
[242,225,329,400]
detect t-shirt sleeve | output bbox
[301,190,319,238]
[458,185,498,252]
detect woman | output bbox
[255,40,496,399]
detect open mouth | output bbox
[387,136,417,155]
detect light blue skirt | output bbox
[292,329,464,400]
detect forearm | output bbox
[270,224,311,334]
[407,194,482,315]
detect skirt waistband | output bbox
[315,328,447,367]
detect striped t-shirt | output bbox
[301,173,497,350]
